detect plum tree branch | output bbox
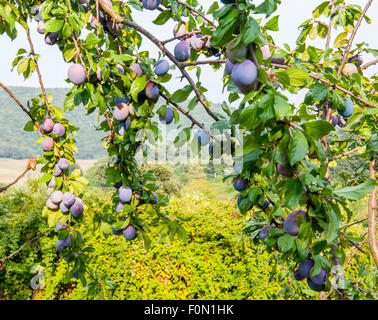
[161,31,202,45]
[98,0,220,122]
[0,82,43,134]
[368,152,378,267]
[26,30,51,115]
[325,0,336,51]
[0,158,37,193]
[183,60,225,67]
[361,58,378,70]
[329,146,364,161]
[0,230,50,265]
[159,92,221,144]
[337,0,373,77]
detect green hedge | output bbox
[1,184,374,300]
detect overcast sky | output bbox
[0,0,376,104]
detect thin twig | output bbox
[361,58,378,70]
[337,0,373,77]
[368,152,378,267]
[26,30,51,115]
[329,146,364,161]
[0,230,50,264]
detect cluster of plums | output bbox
[111,183,158,241]
[258,211,328,292]
[41,118,66,152]
[46,189,84,218]
[294,258,328,292]
[55,222,71,251]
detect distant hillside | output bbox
[0,87,224,159]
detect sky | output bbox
[0,0,377,104]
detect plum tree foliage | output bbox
[0,0,377,299]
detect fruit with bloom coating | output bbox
[196,129,210,146]
[310,268,327,286]
[225,59,235,75]
[342,63,358,77]
[68,64,86,85]
[294,269,305,281]
[58,158,70,170]
[142,0,161,10]
[60,202,70,214]
[233,177,247,191]
[114,94,128,105]
[260,45,271,60]
[145,80,160,102]
[298,258,314,278]
[150,192,158,204]
[174,41,190,62]
[338,98,354,118]
[115,202,125,213]
[233,161,242,174]
[118,186,132,203]
[41,118,54,134]
[190,34,204,51]
[173,23,187,37]
[154,59,169,76]
[63,192,75,207]
[113,103,129,121]
[232,60,258,87]
[159,107,174,124]
[56,222,67,231]
[46,177,56,189]
[307,278,324,292]
[50,190,63,204]
[53,123,65,137]
[130,63,143,76]
[45,32,59,45]
[42,137,54,151]
[53,166,62,177]
[46,198,59,211]
[226,39,247,64]
[284,210,307,237]
[259,225,273,242]
[37,20,45,34]
[112,228,123,236]
[70,198,84,217]
[123,225,137,240]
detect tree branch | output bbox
[183,60,225,67]
[0,82,43,134]
[98,0,220,122]
[0,230,50,265]
[159,92,221,144]
[329,146,364,161]
[325,0,336,51]
[361,58,378,70]
[271,63,376,108]
[26,30,51,115]
[337,0,373,77]
[0,158,37,193]
[368,152,378,267]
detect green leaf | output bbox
[264,15,279,31]
[277,234,295,252]
[130,75,146,102]
[283,68,309,87]
[153,9,171,25]
[302,120,335,139]
[171,85,192,103]
[311,83,329,103]
[44,18,64,32]
[334,178,377,201]
[241,17,260,44]
[288,128,308,166]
